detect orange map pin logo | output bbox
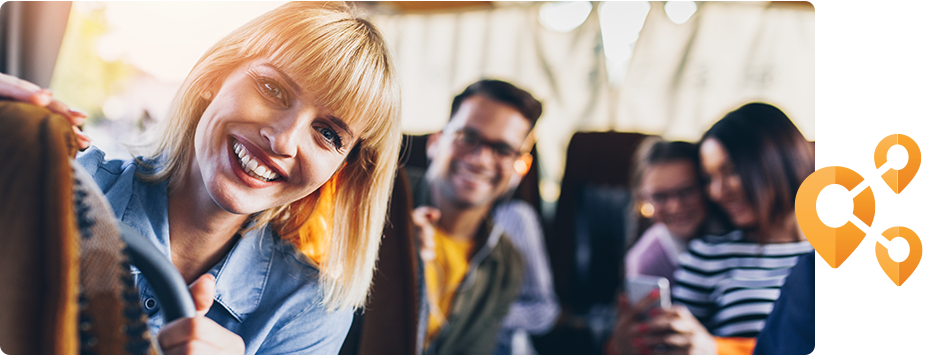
[797,134,922,285]
[876,227,922,286]
[874,134,921,194]
[795,166,875,268]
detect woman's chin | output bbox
[730,214,758,229]
[666,223,699,241]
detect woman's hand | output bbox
[609,292,654,355]
[636,305,716,355]
[157,274,245,355]
[411,206,441,263]
[0,72,90,149]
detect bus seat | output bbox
[0,101,192,355]
[535,131,649,354]
[339,167,420,355]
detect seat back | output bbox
[0,101,170,355]
[0,101,81,355]
[340,167,420,355]
[549,131,650,313]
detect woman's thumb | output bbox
[189,273,216,316]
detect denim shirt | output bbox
[77,146,353,354]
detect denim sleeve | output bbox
[75,146,137,218]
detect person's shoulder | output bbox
[496,232,523,255]
[493,199,543,245]
[265,233,325,299]
[255,235,354,352]
[684,230,746,259]
[75,146,144,192]
[699,229,745,244]
[689,230,813,257]
[495,233,526,276]
[494,199,536,219]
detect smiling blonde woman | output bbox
[59,2,402,354]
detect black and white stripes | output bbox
[671,231,814,338]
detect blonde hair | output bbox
[140,2,400,311]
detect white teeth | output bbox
[232,141,280,182]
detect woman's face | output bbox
[190,59,362,215]
[699,138,757,228]
[639,161,708,240]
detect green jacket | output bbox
[407,168,525,355]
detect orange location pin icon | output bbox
[874,134,921,194]
[796,166,874,268]
[876,227,922,286]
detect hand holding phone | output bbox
[625,276,670,310]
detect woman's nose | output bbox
[260,112,307,158]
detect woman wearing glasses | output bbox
[624,138,718,286]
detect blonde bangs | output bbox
[235,4,398,144]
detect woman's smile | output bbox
[230,136,283,184]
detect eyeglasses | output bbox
[451,128,522,162]
[645,184,702,206]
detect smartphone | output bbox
[625,276,671,309]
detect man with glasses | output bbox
[410,80,548,355]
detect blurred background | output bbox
[0,2,813,354]
[9,1,813,216]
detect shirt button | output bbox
[144,298,157,309]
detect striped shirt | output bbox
[672,230,813,338]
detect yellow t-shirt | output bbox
[424,227,473,345]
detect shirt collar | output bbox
[124,166,274,323]
[208,225,275,322]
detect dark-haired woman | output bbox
[609,102,814,355]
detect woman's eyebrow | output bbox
[259,63,302,96]
[326,115,355,139]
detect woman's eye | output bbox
[259,79,287,105]
[318,127,343,150]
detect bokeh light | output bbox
[664,1,697,25]
[540,1,593,33]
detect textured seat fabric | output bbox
[72,160,156,355]
[0,101,155,355]
[0,101,81,355]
